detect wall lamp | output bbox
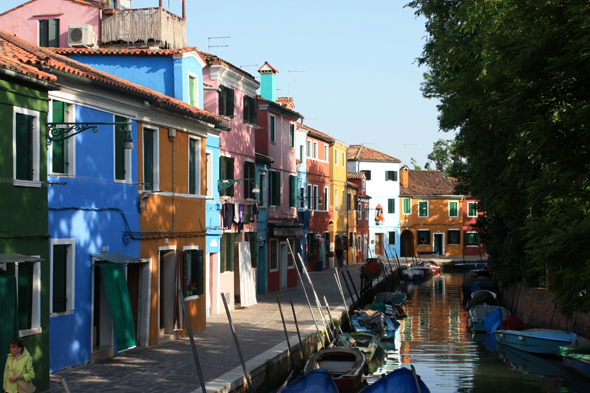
[47,121,134,149]
[218,178,259,193]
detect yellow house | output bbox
[330,139,348,265]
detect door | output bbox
[159,250,176,335]
[280,242,288,289]
[93,264,113,352]
[434,233,444,256]
[400,230,415,257]
[375,233,384,256]
[127,261,151,346]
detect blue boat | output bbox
[359,366,430,393]
[351,312,397,339]
[559,345,590,381]
[278,368,338,393]
[493,329,577,355]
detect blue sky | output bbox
[0,0,448,166]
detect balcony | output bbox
[101,7,186,49]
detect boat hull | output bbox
[280,368,339,393]
[359,367,430,393]
[467,305,510,333]
[348,332,380,362]
[559,345,590,380]
[493,329,577,355]
[304,348,366,392]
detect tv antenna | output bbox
[288,71,305,96]
[240,64,258,69]
[208,36,229,52]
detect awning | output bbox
[0,253,44,263]
[271,227,303,237]
[90,253,143,264]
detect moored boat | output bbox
[467,305,510,333]
[374,291,407,307]
[496,343,565,378]
[359,366,431,393]
[456,262,491,270]
[402,268,423,281]
[351,311,397,339]
[461,277,494,297]
[304,348,366,392]
[277,368,339,393]
[348,332,381,362]
[559,343,590,381]
[493,328,577,355]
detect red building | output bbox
[462,197,485,257]
[348,172,370,263]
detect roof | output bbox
[347,145,401,163]
[400,170,458,196]
[0,39,56,82]
[0,30,225,127]
[347,171,366,180]
[257,61,279,74]
[347,182,359,190]
[53,46,205,59]
[277,97,295,109]
[90,253,142,264]
[0,0,102,17]
[298,123,335,143]
[0,253,44,263]
[199,51,257,82]
[257,95,304,120]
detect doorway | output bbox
[126,261,151,347]
[400,230,415,257]
[375,233,384,256]
[159,250,176,338]
[92,264,113,358]
[434,233,444,256]
[280,242,288,289]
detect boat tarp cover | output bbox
[0,270,18,356]
[361,367,430,393]
[332,334,356,349]
[467,291,498,310]
[500,315,525,331]
[96,262,137,351]
[484,308,504,334]
[282,368,338,393]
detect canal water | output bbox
[363,271,587,393]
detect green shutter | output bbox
[450,201,457,217]
[393,171,398,181]
[189,77,195,106]
[270,117,275,142]
[52,101,68,174]
[16,113,34,181]
[403,198,411,214]
[97,263,136,351]
[419,202,427,217]
[219,156,226,196]
[388,198,395,214]
[228,157,234,197]
[17,263,33,330]
[290,175,297,207]
[189,138,196,194]
[53,245,68,313]
[0,271,19,356]
[227,88,234,117]
[244,96,250,122]
[274,172,281,206]
[219,86,226,115]
[227,232,235,271]
[115,116,126,180]
[469,203,477,216]
[39,20,48,46]
[220,234,226,273]
[144,130,154,191]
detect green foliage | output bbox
[410,157,422,170]
[407,0,590,314]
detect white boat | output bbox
[467,305,510,332]
[494,329,577,355]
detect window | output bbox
[418,230,430,245]
[324,145,328,161]
[299,187,305,209]
[388,232,396,245]
[307,233,316,255]
[468,202,478,217]
[335,189,339,213]
[219,85,234,117]
[313,142,318,159]
[188,137,201,195]
[324,187,329,211]
[258,171,267,207]
[114,115,131,182]
[245,232,258,268]
[244,161,256,199]
[299,145,304,162]
[206,151,213,197]
[289,123,295,148]
[403,198,411,215]
[188,73,198,107]
[347,192,352,211]
[418,201,428,217]
[270,239,279,272]
[51,100,73,175]
[448,230,460,245]
[244,95,257,124]
[39,19,59,47]
[313,185,319,210]
[361,170,371,180]
[4,261,41,335]
[357,202,361,213]
[220,233,235,272]
[219,156,234,197]
[365,204,369,220]
[13,107,40,186]
[183,248,204,297]
[449,201,459,217]
[287,239,296,268]
[270,115,276,142]
[388,198,395,214]
[269,171,281,206]
[51,240,75,314]
[306,140,311,157]
[335,149,338,165]
[342,152,345,167]
[342,190,347,213]
[306,185,312,209]
[143,127,159,191]
[385,171,398,181]
[289,175,298,207]
[465,232,481,246]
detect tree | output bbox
[409,157,422,171]
[407,0,590,313]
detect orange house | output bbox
[399,167,464,257]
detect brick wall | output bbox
[500,282,589,339]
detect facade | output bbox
[255,62,303,293]
[0,39,59,391]
[463,197,485,256]
[347,145,401,259]
[348,172,370,264]
[330,140,349,264]
[399,167,464,257]
[346,182,359,264]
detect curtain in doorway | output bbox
[238,243,257,307]
[0,270,18,355]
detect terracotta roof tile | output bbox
[347,171,366,180]
[0,0,102,17]
[277,97,295,109]
[0,30,224,126]
[257,61,279,74]
[298,123,335,143]
[347,145,401,163]
[400,170,458,196]
[53,46,204,58]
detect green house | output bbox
[0,63,59,392]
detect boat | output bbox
[456,262,491,270]
[402,268,423,281]
[461,277,494,297]
[493,328,577,355]
[374,291,407,307]
[559,342,590,381]
[303,348,366,392]
[466,290,498,310]
[469,268,492,278]
[351,311,397,339]
[277,368,339,393]
[496,343,565,378]
[348,332,381,362]
[359,366,431,393]
[467,305,510,333]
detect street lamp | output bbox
[47,120,134,149]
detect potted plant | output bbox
[326,251,334,258]
[359,260,382,280]
[186,281,197,296]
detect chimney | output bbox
[258,61,278,102]
[400,165,409,187]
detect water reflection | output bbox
[363,272,583,393]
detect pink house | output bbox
[0,0,101,48]
[256,62,304,293]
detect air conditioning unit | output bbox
[68,25,97,48]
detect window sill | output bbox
[50,310,74,317]
[184,295,200,301]
[19,327,42,338]
[14,180,41,188]
[114,179,133,184]
[417,244,430,247]
[220,115,235,120]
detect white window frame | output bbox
[467,202,478,217]
[142,125,160,192]
[313,185,319,210]
[183,245,201,301]
[50,238,76,316]
[465,231,480,247]
[15,259,42,337]
[357,202,361,214]
[13,106,41,188]
[448,200,459,218]
[418,229,430,246]
[206,150,213,197]
[113,115,133,183]
[324,144,328,161]
[269,239,279,272]
[289,123,295,148]
[258,170,267,207]
[299,186,305,209]
[287,238,296,269]
[188,71,199,107]
[188,136,201,195]
[299,144,304,162]
[48,100,76,177]
[324,186,329,212]
[365,204,369,221]
[418,200,429,218]
[307,140,311,157]
[334,148,338,165]
[307,184,312,210]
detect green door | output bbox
[434,234,443,255]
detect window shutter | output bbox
[219,86,226,115]
[450,202,457,217]
[228,157,234,197]
[220,234,226,273]
[53,245,67,313]
[39,20,48,46]
[115,116,126,180]
[272,172,281,206]
[18,263,33,330]
[227,88,235,117]
[385,171,389,181]
[48,19,59,47]
[52,101,68,174]
[393,171,398,181]
[196,250,204,295]
[290,175,297,207]
[189,78,195,106]
[16,113,33,181]
[144,130,154,191]
[227,232,235,271]
[189,139,196,194]
[388,199,395,214]
[243,96,249,122]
